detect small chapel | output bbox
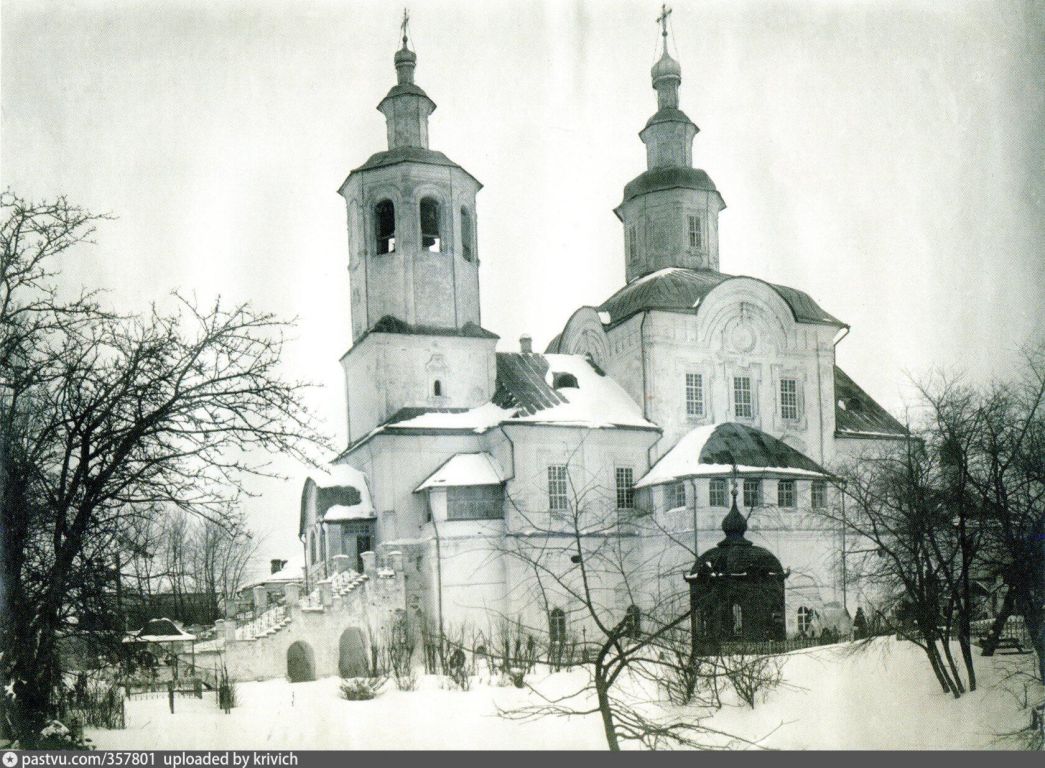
[297,9,908,645]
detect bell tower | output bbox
[338,14,497,445]
[338,12,484,343]
[614,6,727,282]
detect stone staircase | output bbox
[235,603,290,641]
[300,569,368,612]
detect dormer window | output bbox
[552,372,579,389]
[420,197,441,252]
[375,199,396,254]
[461,207,474,261]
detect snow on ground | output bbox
[88,639,1038,750]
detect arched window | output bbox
[732,604,743,637]
[549,608,566,644]
[461,207,474,261]
[308,530,317,565]
[624,605,642,639]
[433,379,442,397]
[420,197,441,251]
[375,199,396,254]
[797,606,813,636]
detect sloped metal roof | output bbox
[347,146,481,188]
[700,423,826,473]
[620,167,719,206]
[596,267,844,328]
[833,366,908,438]
[492,353,569,416]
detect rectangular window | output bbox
[777,479,795,508]
[734,376,753,418]
[615,467,635,510]
[811,480,827,509]
[688,214,702,248]
[548,465,569,512]
[673,481,686,509]
[628,227,638,263]
[685,373,704,417]
[743,478,761,508]
[780,378,799,420]
[709,478,728,507]
[447,485,504,520]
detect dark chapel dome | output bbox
[690,498,785,580]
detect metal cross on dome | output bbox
[400,8,411,46]
[657,4,672,48]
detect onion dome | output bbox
[689,491,786,580]
[394,42,418,85]
[651,50,682,84]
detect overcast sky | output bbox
[4,0,1043,569]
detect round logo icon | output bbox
[2,751,19,767]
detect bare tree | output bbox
[0,193,324,744]
[493,439,766,750]
[829,348,1045,701]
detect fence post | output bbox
[168,679,175,714]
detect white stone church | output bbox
[295,19,908,649]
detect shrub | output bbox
[717,653,783,709]
[339,677,386,701]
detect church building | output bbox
[298,14,908,644]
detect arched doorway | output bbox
[286,641,315,683]
[338,628,368,678]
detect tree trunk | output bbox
[940,635,965,695]
[981,586,1015,657]
[594,668,620,751]
[957,630,977,692]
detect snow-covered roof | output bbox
[414,452,507,492]
[123,617,196,643]
[502,354,654,429]
[240,555,305,590]
[339,353,657,459]
[324,502,376,521]
[389,401,508,432]
[300,464,376,534]
[636,423,831,488]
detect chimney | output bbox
[270,559,286,575]
[519,334,533,354]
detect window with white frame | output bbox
[548,465,569,512]
[709,478,728,507]
[733,376,753,418]
[780,378,800,420]
[685,372,704,417]
[811,480,827,509]
[672,481,686,509]
[732,604,743,636]
[797,606,813,634]
[447,485,504,520]
[549,608,567,644]
[777,479,795,508]
[743,478,761,508]
[687,214,702,248]
[615,467,635,510]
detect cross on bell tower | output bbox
[613,6,727,281]
[337,12,495,445]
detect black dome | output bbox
[690,499,785,579]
